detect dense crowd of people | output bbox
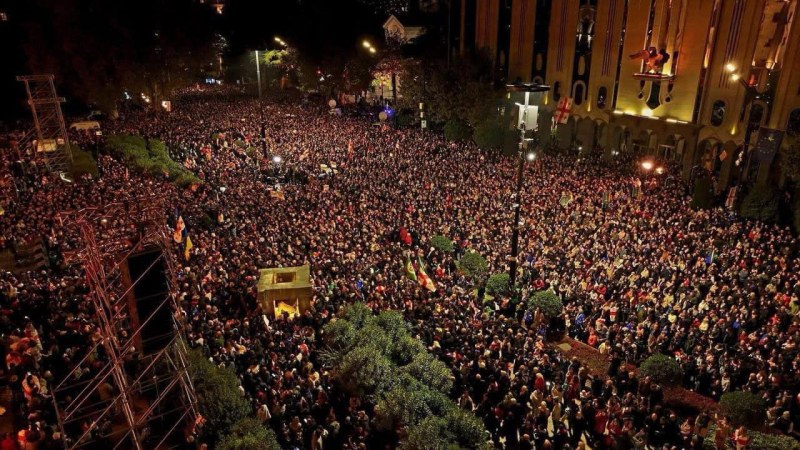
[1,89,799,450]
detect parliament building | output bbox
[455,0,800,186]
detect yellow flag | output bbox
[184,236,193,261]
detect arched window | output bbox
[597,86,607,110]
[710,100,725,126]
[573,82,585,105]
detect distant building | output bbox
[383,14,427,43]
[460,0,800,187]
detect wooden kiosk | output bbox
[257,265,312,317]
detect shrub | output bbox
[639,353,683,387]
[443,119,471,141]
[397,110,416,128]
[739,184,780,223]
[719,391,767,428]
[703,424,799,450]
[473,119,505,150]
[402,408,490,450]
[457,251,488,280]
[691,175,714,210]
[485,273,510,297]
[217,417,281,450]
[528,290,563,319]
[68,145,99,178]
[429,235,454,253]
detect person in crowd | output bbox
[1,87,798,449]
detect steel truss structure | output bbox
[17,74,72,174]
[55,193,197,450]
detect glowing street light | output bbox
[655,167,665,175]
[725,62,736,73]
[369,47,377,54]
[730,73,741,82]
[641,161,654,171]
[362,40,372,48]
[526,152,536,161]
[272,155,283,164]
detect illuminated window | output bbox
[597,87,607,110]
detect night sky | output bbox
[0,0,383,123]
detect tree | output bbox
[187,349,251,443]
[402,408,490,450]
[20,0,216,115]
[472,119,506,150]
[527,290,563,319]
[430,235,454,254]
[638,353,683,386]
[398,53,499,127]
[485,273,510,297]
[68,145,99,178]
[444,119,472,141]
[323,303,487,446]
[720,391,767,428]
[457,251,488,280]
[691,175,714,209]
[739,183,780,223]
[401,352,453,394]
[217,418,280,450]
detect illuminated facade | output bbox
[461,0,800,185]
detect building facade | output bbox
[461,0,800,186]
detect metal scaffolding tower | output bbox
[55,193,198,450]
[17,74,72,174]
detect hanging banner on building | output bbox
[754,128,784,163]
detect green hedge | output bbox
[68,145,99,178]
[106,134,201,187]
[703,424,799,450]
[719,391,767,428]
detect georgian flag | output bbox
[554,97,573,124]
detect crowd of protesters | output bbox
[0,88,799,450]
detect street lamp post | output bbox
[726,64,766,193]
[506,82,550,290]
[254,50,268,159]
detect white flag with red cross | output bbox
[554,97,573,124]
